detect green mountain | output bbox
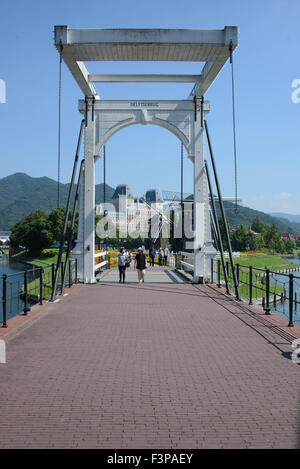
[270,212,300,224]
[1,173,300,234]
[0,173,115,230]
[220,201,300,234]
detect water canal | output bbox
[270,256,300,324]
[0,254,35,323]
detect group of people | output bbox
[117,247,147,284]
[149,246,169,266]
[117,245,170,284]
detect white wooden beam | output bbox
[78,99,210,113]
[67,28,226,46]
[63,55,100,98]
[88,74,202,83]
[189,26,238,97]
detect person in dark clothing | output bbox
[149,246,156,266]
[134,247,147,283]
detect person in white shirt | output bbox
[118,247,129,283]
[163,247,169,266]
[158,248,164,266]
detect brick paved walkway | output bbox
[0,271,299,448]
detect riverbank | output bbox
[214,253,300,302]
[235,253,299,271]
[12,250,67,267]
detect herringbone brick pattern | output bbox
[0,276,299,448]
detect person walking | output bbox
[118,247,129,283]
[149,245,156,267]
[134,247,147,283]
[163,246,169,266]
[158,248,164,266]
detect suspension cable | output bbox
[57,42,63,208]
[229,41,238,213]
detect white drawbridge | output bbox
[54,26,238,284]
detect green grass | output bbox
[217,254,295,300]
[13,250,67,267]
[13,251,71,299]
[234,253,297,271]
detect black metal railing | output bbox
[212,258,300,327]
[1,259,78,328]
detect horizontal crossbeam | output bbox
[54,26,238,98]
[78,99,210,113]
[88,74,202,83]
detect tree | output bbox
[263,224,287,253]
[47,207,66,242]
[10,207,79,256]
[247,231,264,251]
[251,216,266,234]
[284,238,296,254]
[47,207,78,247]
[294,233,300,248]
[218,217,230,251]
[10,210,52,255]
[231,225,249,251]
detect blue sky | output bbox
[0,0,299,214]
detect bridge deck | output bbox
[0,271,299,448]
[97,264,186,284]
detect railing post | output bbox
[39,268,43,305]
[75,259,78,283]
[236,263,240,284]
[23,271,31,315]
[264,269,270,315]
[60,261,64,295]
[2,274,7,328]
[217,259,221,288]
[51,263,55,293]
[211,258,214,284]
[249,266,253,305]
[226,261,229,279]
[295,291,297,312]
[68,259,72,288]
[288,273,294,327]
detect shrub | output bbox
[40,248,59,257]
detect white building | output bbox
[96,185,164,239]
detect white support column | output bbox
[192,101,216,283]
[83,98,96,283]
[73,168,85,281]
[193,104,205,283]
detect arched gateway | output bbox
[54,26,238,284]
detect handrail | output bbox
[237,263,300,278]
[213,260,300,327]
[179,251,194,257]
[94,251,107,259]
[180,261,194,270]
[1,259,78,327]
